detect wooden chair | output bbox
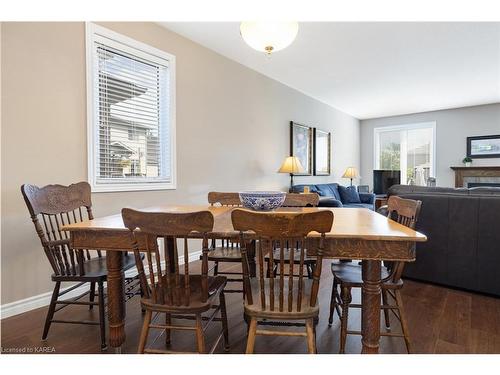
[265,193,320,279]
[327,195,422,353]
[122,208,229,354]
[282,193,320,207]
[232,208,334,354]
[21,182,140,350]
[204,192,244,293]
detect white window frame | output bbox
[86,23,176,192]
[373,122,436,185]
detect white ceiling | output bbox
[161,22,500,120]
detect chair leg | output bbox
[305,318,316,354]
[97,281,107,350]
[313,320,318,354]
[381,289,391,331]
[42,281,61,340]
[305,264,311,279]
[394,289,412,354]
[139,283,146,314]
[339,286,352,354]
[273,263,278,278]
[265,259,271,278]
[89,282,96,310]
[244,314,250,332]
[165,313,171,347]
[214,261,219,276]
[195,314,206,354]
[245,317,258,354]
[219,291,230,351]
[137,309,152,354]
[328,278,337,327]
[309,262,316,279]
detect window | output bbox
[86,23,176,192]
[127,129,139,141]
[374,122,436,186]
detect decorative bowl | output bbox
[238,191,287,211]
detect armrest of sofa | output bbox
[359,192,375,205]
[318,197,343,207]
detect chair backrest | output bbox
[21,182,97,277]
[283,193,319,207]
[231,209,333,313]
[385,195,422,283]
[122,208,214,306]
[207,192,242,248]
[208,192,242,207]
[387,195,421,229]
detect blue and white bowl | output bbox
[238,191,287,211]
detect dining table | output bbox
[62,205,427,354]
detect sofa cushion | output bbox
[315,184,329,197]
[338,185,361,204]
[315,183,341,201]
[318,197,343,207]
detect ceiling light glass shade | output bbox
[240,22,299,54]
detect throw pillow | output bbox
[338,185,361,204]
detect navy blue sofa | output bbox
[291,183,375,210]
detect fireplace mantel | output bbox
[450,166,500,187]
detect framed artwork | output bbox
[467,135,500,158]
[313,128,331,175]
[290,121,313,175]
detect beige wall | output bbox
[360,103,500,189]
[1,22,360,305]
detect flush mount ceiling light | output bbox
[240,22,299,55]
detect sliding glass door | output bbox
[374,122,436,186]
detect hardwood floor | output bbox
[2,260,500,354]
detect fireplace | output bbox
[467,182,500,188]
[450,166,500,188]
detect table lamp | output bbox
[342,167,359,186]
[278,156,304,191]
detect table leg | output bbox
[106,251,126,350]
[361,260,381,354]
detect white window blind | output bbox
[87,24,176,192]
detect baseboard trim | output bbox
[0,250,202,319]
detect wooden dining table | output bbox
[62,205,426,354]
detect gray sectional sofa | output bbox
[387,184,500,296]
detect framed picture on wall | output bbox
[313,128,331,175]
[290,121,313,175]
[467,135,500,158]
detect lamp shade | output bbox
[342,167,359,179]
[240,22,299,55]
[278,156,304,174]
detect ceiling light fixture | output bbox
[240,22,299,55]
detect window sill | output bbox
[90,182,176,193]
